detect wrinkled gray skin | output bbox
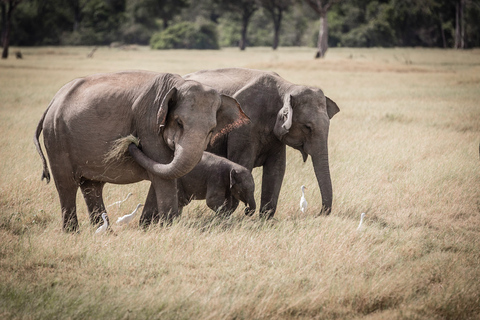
[34,70,247,232]
[177,152,256,216]
[184,68,339,218]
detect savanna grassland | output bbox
[1,46,479,319]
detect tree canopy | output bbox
[2,0,479,53]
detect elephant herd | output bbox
[34,68,339,232]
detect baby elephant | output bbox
[177,152,256,216]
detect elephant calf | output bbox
[177,152,256,216]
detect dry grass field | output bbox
[1,46,479,319]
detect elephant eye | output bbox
[303,124,312,133]
[176,118,184,129]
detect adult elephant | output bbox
[184,68,339,218]
[34,70,247,231]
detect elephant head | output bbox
[273,86,339,214]
[129,80,249,180]
[229,167,256,216]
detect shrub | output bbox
[150,22,219,50]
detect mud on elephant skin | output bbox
[175,151,256,216]
[34,70,248,232]
[184,68,339,218]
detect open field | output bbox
[1,46,480,319]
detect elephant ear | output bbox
[273,94,293,139]
[210,94,250,145]
[156,87,177,135]
[326,96,340,119]
[229,168,238,189]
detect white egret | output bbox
[357,212,366,231]
[107,192,133,208]
[95,212,109,234]
[299,185,308,213]
[116,203,144,225]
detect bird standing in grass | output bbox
[357,212,366,231]
[300,185,308,213]
[95,212,109,234]
[107,192,133,208]
[116,203,144,225]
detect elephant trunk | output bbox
[128,139,204,180]
[244,197,256,216]
[311,150,333,215]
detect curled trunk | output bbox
[128,140,204,180]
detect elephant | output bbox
[34,70,248,232]
[176,151,256,216]
[184,68,339,218]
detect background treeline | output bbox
[3,0,480,50]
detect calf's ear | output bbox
[229,168,238,189]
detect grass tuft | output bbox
[103,134,140,164]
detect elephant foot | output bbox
[63,218,79,233]
[244,206,255,216]
[259,208,275,220]
[139,209,156,229]
[320,205,332,216]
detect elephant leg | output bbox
[206,190,230,216]
[151,177,179,225]
[80,180,106,225]
[222,196,239,217]
[51,170,79,232]
[141,178,179,226]
[139,184,158,228]
[259,147,286,219]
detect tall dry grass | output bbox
[1,46,479,319]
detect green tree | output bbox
[151,0,188,29]
[61,0,125,45]
[330,0,395,47]
[121,0,157,44]
[66,0,91,32]
[257,0,293,49]
[150,21,219,49]
[216,0,259,50]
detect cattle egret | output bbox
[116,203,144,225]
[107,192,133,208]
[357,212,366,231]
[299,185,308,213]
[95,212,109,234]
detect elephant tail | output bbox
[33,105,51,184]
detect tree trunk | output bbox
[455,0,465,49]
[1,2,6,46]
[1,2,12,59]
[273,21,280,50]
[240,14,249,50]
[315,10,328,58]
[2,0,21,59]
[272,8,282,50]
[73,9,80,32]
[460,0,465,48]
[439,14,447,48]
[1,27,9,59]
